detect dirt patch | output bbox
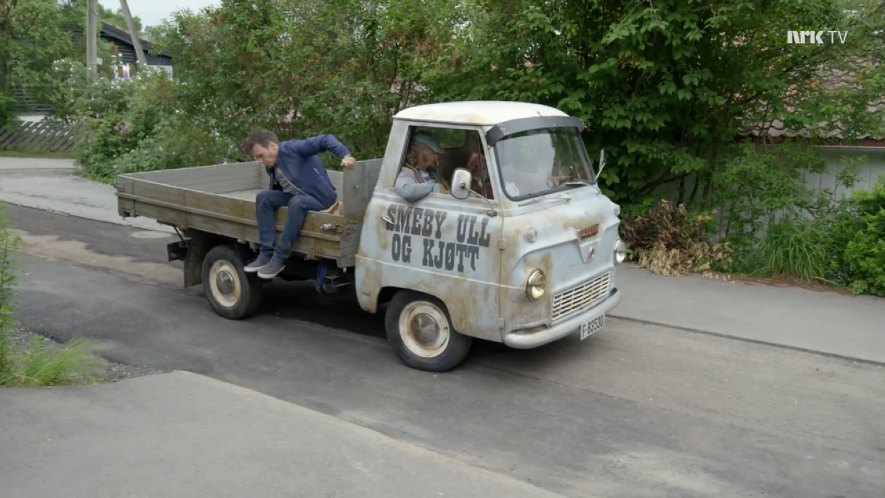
[101,359,161,382]
[707,271,854,296]
[629,260,856,296]
[12,229,180,287]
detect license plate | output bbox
[580,314,605,340]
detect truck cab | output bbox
[356,102,624,371]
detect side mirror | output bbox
[450,168,471,200]
[595,149,606,180]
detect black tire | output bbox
[384,290,472,372]
[201,245,263,319]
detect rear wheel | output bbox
[201,245,262,319]
[385,291,472,372]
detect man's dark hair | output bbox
[241,129,279,155]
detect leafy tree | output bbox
[77,69,241,181]
[154,0,461,158]
[0,0,17,70]
[0,0,146,125]
[1,0,83,121]
[97,3,143,33]
[83,0,882,193]
[1,0,22,126]
[782,1,885,144]
[422,0,881,207]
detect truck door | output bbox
[355,124,503,343]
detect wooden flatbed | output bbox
[116,160,381,267]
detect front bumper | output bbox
[502,289,622,349]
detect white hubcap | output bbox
[209,260,241,308]
[399,301,450,358]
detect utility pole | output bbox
[119,0,147,69]
[86,0,97,72]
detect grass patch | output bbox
[1,203,107,387]
[758,220,830,283]
[0,330,107,387]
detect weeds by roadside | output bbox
[1,328,107,386]
[621,145,885,297]
[0,203,19,382]
[757,219,830,283]
[0,203,110,387]
[620,200,730,276]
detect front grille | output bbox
[551,272,611,321]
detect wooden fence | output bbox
[0,120,78,153]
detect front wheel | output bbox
[385,291,472,372]
[201,245,263,319]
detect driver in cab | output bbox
[395,132,449,202]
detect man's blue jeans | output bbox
[256,190,326,264]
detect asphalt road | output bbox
[6,204,885,497]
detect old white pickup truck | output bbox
[116,101,625,371]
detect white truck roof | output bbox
[394,101,569,125]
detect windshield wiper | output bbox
[564,180,591,187]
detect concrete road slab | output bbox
[0,157,76,170]
[0,168,172,232]
[0,371,559,498]
[615,265,885,364]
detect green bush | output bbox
[0,92,16,129]
[107,114,239,175]
[629,144,883,295]
[14,58,88,124]
[835,180,885,296]
[75,71,240,182]
[711,168,883,295]
[708,143,851,283]
[712,143,823,248]
[75,76,148,180]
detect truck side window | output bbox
[395,127,493,202]
[462,131,493,199]
[394,128,447,203]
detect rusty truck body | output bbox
[116,101,625,371]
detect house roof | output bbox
[750,106,884,141]
[100,22,171,61]
[748,68,883,142]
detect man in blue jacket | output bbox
[241,129,355,279]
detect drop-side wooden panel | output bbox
[116,160,383,268]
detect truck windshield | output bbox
[494,128,595,200]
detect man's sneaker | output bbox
[257,259,286,279]
[244,254,272,273]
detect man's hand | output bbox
[341,155,356,169]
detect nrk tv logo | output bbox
[787,30,848,44]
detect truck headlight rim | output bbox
[614,239,626,264]
[526,269,546,301]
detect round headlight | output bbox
[526,269,546,301]
[614,239,627,264]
